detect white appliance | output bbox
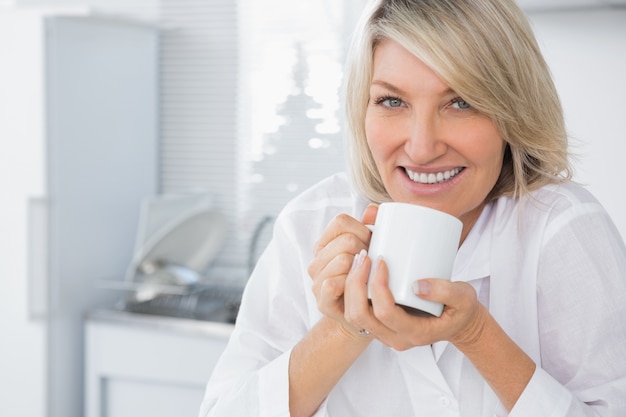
[101,192,229,302]
[0,9,158,417]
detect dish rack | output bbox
[119,282,243,323]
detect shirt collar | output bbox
[451,202,494,283]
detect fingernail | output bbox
[413,280,431,295]
[351,249,367,271]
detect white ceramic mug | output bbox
[367,202,462,317]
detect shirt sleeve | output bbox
[508,201,626,417]
[198,209,315,417]
[503,367,573,417]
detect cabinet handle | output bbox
[27,197,48,319]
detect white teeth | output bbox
[406,167,462,184]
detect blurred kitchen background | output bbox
[1,0,625,416]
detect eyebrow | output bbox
[370,80,457,97]
[370,80,404,94]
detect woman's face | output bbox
[365,39,505,237]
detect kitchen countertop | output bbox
[86,308,235,339]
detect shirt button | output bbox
[438,396,451,407]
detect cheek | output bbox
[479,138,506,181]
[464,122,504,169]
[364,116,381,157]
[365,115,393,160]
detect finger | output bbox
[360,204,379,226]
[343,249,372,325]
[310,252,352,296]
[308,233,367,280]
[368,257,406,329]
[343,253,396,340]
[321,276,345,299]
[414,279,476,309]
[313,213,371,256]
[353,259,414,347]
[315,276,346,316]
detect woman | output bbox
[199,0,626,416]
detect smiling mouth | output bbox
[405,167,464,184]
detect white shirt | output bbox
[199,173,626,417]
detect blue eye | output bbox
[451,98,471,109]
[375,96,404,108]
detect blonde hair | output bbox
[345,0,572,204]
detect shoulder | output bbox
[529,181,601,212]
[494,181,603,219]
[495,182,599,215]
[528,182,609,231]
[493,181,615,243]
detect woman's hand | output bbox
[344,254,487,350]
[307,205,378,335]
[345,256,535,411]
[309,204,486,349]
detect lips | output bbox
[404,167,464,184]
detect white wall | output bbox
[529,8,626,240]
[0,0,159,20]
[0,13,47,417]
[4,0,157,7]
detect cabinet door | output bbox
[44,16,159,417]
[105,379,207,417]
[85,319,231,417]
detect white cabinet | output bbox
[85,311,232,417]
[0,10,158,417]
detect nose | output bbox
[404,111,446,163]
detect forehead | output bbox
[371,39,453,96]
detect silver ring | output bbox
[359,329,371,336]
